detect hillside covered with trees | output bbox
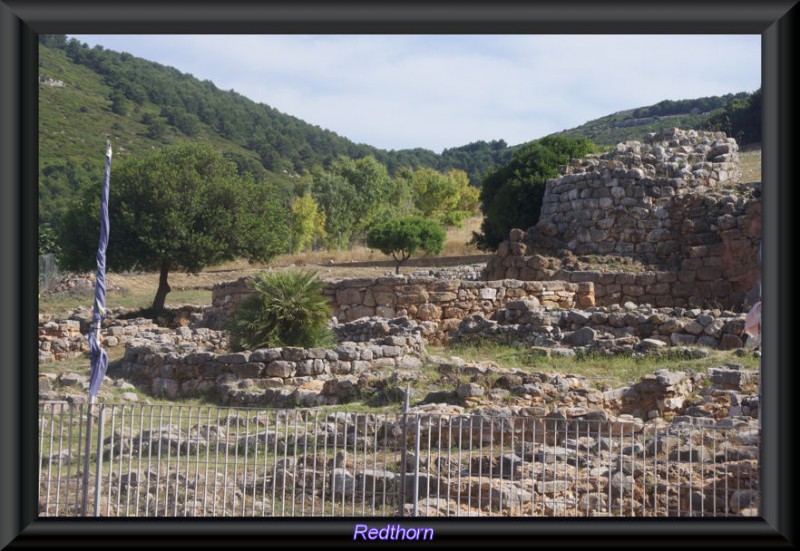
[549,91,760,147]
[39,35,760,267]
[38,36,510,230]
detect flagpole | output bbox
[81,140,112,516]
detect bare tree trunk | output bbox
[152,259,171,311]
[393,252,409,275]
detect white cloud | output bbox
[69,34,760,152]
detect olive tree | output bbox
[58,142,289,311]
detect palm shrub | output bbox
[226,270,334,351]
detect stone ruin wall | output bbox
[487,129,761,309]
[119,332,424,407]
[207,275,594,337]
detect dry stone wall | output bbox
[452,303,748,352]
[117,320,428,407]
[208,276,594,334]
[487,129,761,309]
[39,306,218,363]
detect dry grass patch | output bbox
[738,147,761,183]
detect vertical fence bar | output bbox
[242,410,251,517]
[399,413,407,517]
[54,403,66,515]
[412,414,421,517]
[212,407,221,517]
[361,413,368,517]
[37,404,46,515]
[80,400,94,516]
[301,411,310,517]
[477,415,483,517]
[311,411,319,517]
[174,406,182,517]
[531,417,536,516]
[112,406,125,516]
[261,410,270,517]
[107,404,116,517]
[232,409,241,516]
[584,421,590,517]
[340,412,347,517]
[446,415,458,517]
[370,414,378,516]
[457,417,463,515]
[191,407,201,517]
[66,404,77,515]
[45,403,55,516]
[322,415,330,516]
[127,406,137,517]
[382,413,392,515]
[92,404,105,517]
[711,428,717,518]
[292,411,300,517]
[134,406,144,517]
[283,411,291,517]
[350,413,357,516]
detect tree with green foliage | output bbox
[145,117,167,139]
[402,167,480,226]
[366,216,446,274]
[307,168,359,248]
[39,158,101,225]
[309,155,396,248]
[289,193,327,253]
[331,155,394,231]
[705,88,761,146]
[109,90,128,115]
[57,142,289,311]
[38,223,61,257]
[473,136,596,250]
[226,270,333,351]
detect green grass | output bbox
[428,342,759,390]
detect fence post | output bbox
[80,398,95,516]
[93,404,105,516]
[412,414,421,517]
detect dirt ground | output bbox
[92,260,463,297]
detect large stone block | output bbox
[336,288,363,305]
[265,361,295,378]
[345,305,375,321]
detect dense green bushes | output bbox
[473,136,596,250]
[705,88,761,146]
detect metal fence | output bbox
[38,253,59,292]
[38,401,760,518]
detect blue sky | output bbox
[70,35,761,153]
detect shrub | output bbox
[472,136,596,250]
[366,216,446,274]
[226,271,334,351]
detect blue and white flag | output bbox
[88,141,112,398]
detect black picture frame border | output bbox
[1,1,796,548]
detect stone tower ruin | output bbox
[487,128,761,309]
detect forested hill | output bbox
[38,35,759,228]
[548,91,761,147]
[38,36,511,225]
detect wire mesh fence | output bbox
[38,401,760,518]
